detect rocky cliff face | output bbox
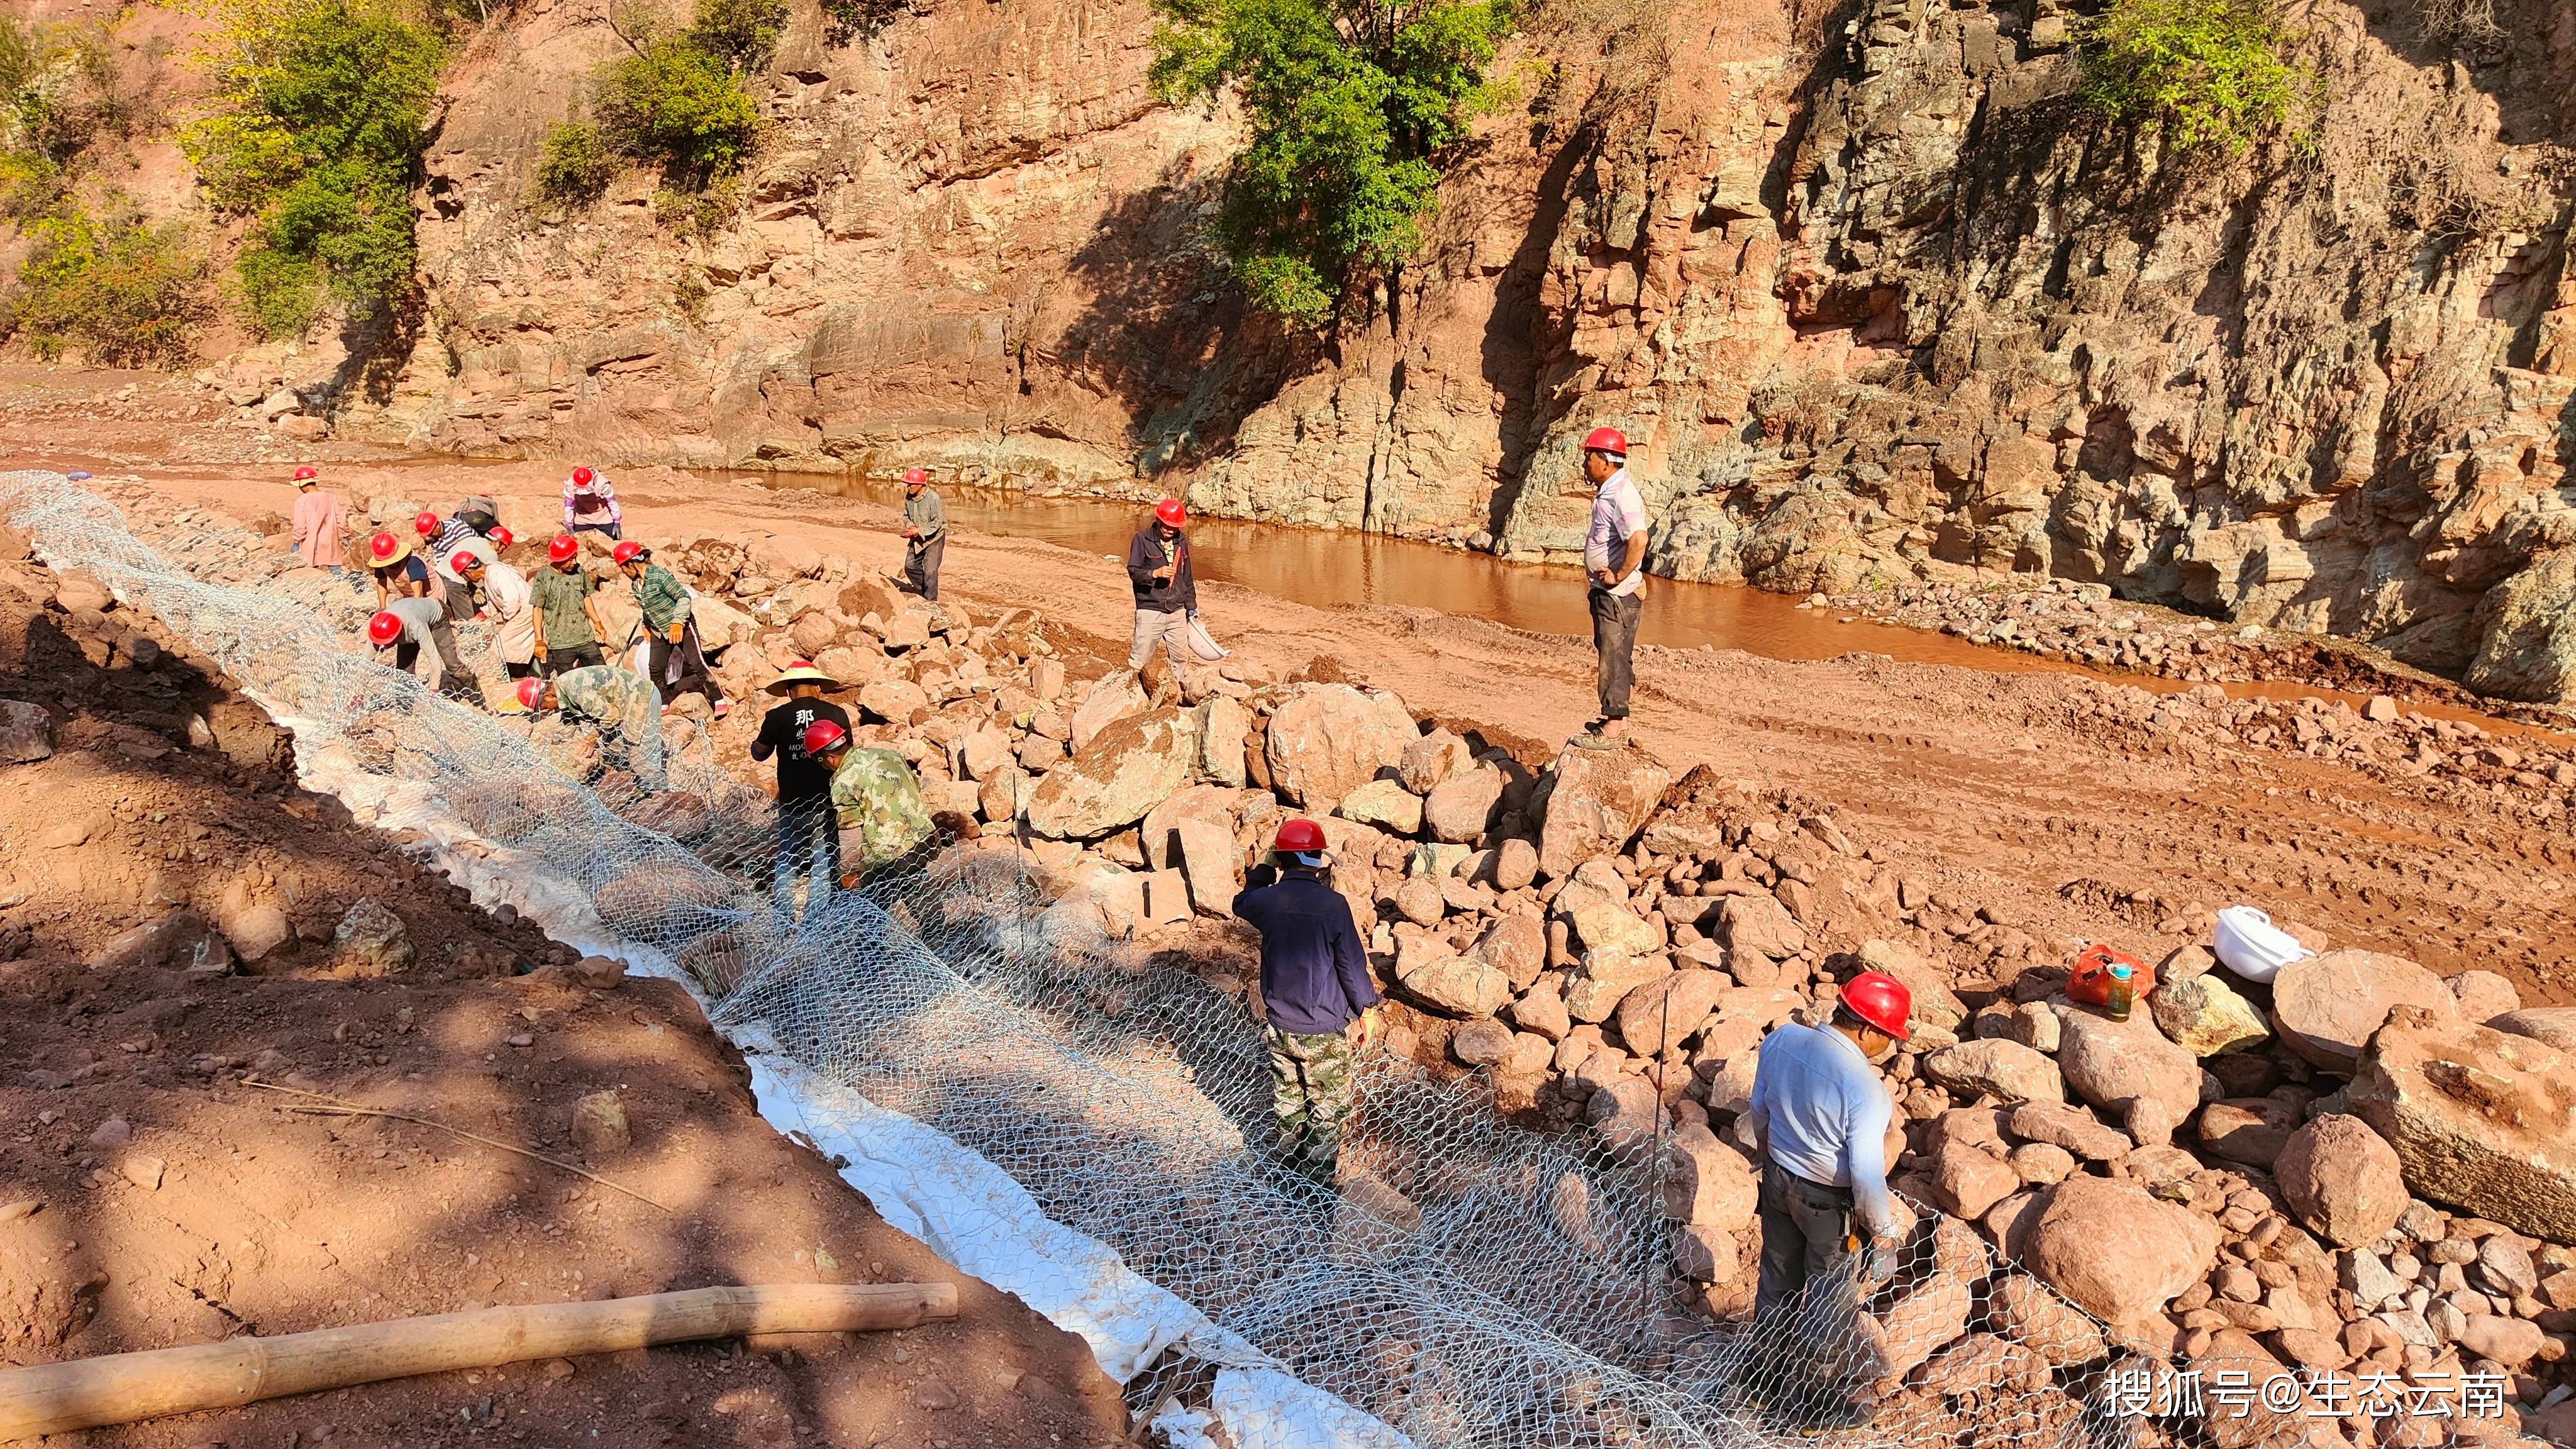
[340,0,2576,699]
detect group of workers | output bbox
[296,446,1894,1407]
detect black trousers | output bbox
[773,797,841,916]
[540,643,605,678]
[1589,587,1641,720]
[647,623,718,704]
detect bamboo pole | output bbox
[0,1282,957,1441]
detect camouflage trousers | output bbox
[1267,1025,1357,1185]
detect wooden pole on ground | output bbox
[0,1282,957,1441]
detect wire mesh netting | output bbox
[0,469,2301,1449]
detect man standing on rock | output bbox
[531,535,610,678]
[289,467,345,574]
[1125,498,1197,683]
[1576,426,1646,748]
[750,661,848,919]
[517,667,665,791]
[1742,969,1912,1430]
[1233,818,1379,1187]
[613,541,726,718]
[897,467,946,602]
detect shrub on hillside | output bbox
[184,0,446,329]
[594,33,762,188]
[2,204,209,365]
[535,119,619,206]
[2079,0,2307,154]
[1149,0,1513,327]
[686,0,789,69]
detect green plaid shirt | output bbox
[628,563,694,631]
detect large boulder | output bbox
[2493,1008,2576,1053]
[2148,973,2270,1057]
[1422,765,1504,844]
[1471,913,1546,991]
[1170,819,1241,915]
[1024,708,1197,840]
[1535,744,1670,880]
[89,909,233,974]
[1196,696,1251,787]
[2051,1004,2201,1126]
[0,699,53,763]
[1338,779,1424,836]
[1613,969,1731,1058]
[1397,729,1472,793]
[1553,880,1658,965]
[2463,545,2576,702]
[1396,955,1511,1018]
[2194,1097,2301,1165]
[1928,1141,2019,1221]
[1660,1124,1757,1231]
[1140,784,1246,869]
[2017,1176,2220,1340]
[1263,684,1416,806]
[2006,1102,2132,1162]
[1922,1040,2063,1104]
[1717,893,1806,963]
[1070,672,1150,753]
[2445,969,2521,1024]
[1855,938,1964,1034]
[2270,949,2458,1071]
[1986,1274,2107,1367]
[1567,954,1670,1024]
[2347,1008,2576,1243]
[2275,1114,2407,1248]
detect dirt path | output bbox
[0,520,1128,1444]
[5,372,2572,1005]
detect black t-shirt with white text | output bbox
[756,699,852,802]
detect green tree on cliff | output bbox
[183,0,446,336]
[1150,0,1512,326]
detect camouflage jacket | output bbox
[552,664,665,784]
[828,747,933,870]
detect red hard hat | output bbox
[516,677,547,710]
[1154,497,1186,528]
[1838,970,1913,1043]
[365,610,404,647]
[547,535,579,564]
[487,525,514,549]
[611,541,644,565]
[449,550,482,574]
[572,466,594,486]
[292,465,318,481]
[902,467,928,485]
[1582,426,1628,457]
[365,531,406,566]
[1274,818,1326,854]
[801,718,849,757]
[413,510,438,535]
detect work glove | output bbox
[1245,862,1279,891]
[667,623,684,643]
[1858,1235,1897,1284]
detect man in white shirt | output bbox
[451,550,536,681]
[1742,969,1913,1428]
[1576,426,1647,747]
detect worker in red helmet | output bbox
[451,548,535,679]
[1573,425,1646,749]
[1232,818,1378,1186]
[896,466,947,602]
[811,717,933,886]
[530,534,609,677]
[1124,497,1200,683]
[363,530,433,610]
[366,597,481,706]
[1742,969,1913,1429]
[289,465,347,574]
[518,660,666,791]
[613,541,725,718]
[562,465,621,541]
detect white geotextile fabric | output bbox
[276,702,1408,1448]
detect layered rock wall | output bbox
[341,0,2576,697]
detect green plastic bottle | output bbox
[2104,962,2135,1022]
